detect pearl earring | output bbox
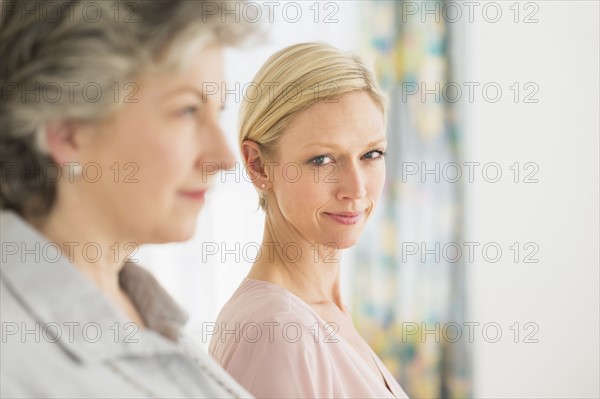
[261,183,266,189]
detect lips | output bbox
[323,210,365,225]
[179,190,207,201]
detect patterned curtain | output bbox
[352,1,470,397]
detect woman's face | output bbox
[74,44,233,243]
[268,91,386,249]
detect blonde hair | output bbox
[0,0,256,219]
[239,42,386,210]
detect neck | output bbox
[248,217,345,310]
[34,197,133,297]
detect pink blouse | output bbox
[209,278,409,398]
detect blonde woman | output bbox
[209,43,409,398]
[0,0,255,397]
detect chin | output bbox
[143,229,194,245]
[319,234,361,250]
[168,228,197,242]
[330,224,368,248]
[170,209,203,240]
[147,218,198,244]
[336,240,359,250]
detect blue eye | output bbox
[179,105,199,116]
[363,150,387,160]
[309,155,334,166]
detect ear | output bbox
[241,139,271,189]
[44,120,84,167]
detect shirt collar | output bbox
[0,210,189,364]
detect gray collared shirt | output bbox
[0,210,252,398]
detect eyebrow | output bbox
[163,86,226,110]
[163,86,204,99]
[303,138,387,149]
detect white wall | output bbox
[456,1,599,397]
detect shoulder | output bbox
[0,280,73,397]
[214,278,318,326]
[211,309,333,399]
[209,279,325,364]
[208,279,338,397]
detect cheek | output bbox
[90,121,196,197]
[275,173,319,215]
[136,142,193,186]
[367,164,386,200]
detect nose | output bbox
[335,160,367,201]
[197,118,236,176]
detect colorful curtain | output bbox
[352,1,470,397]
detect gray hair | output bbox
[1,0,256,219]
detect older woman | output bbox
[209,43,409,398]
[1,0,255,397]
